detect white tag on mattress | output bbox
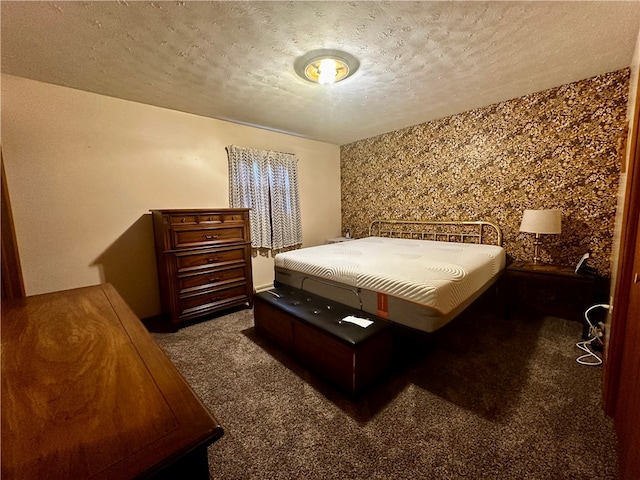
[341,315,374,328]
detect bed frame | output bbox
[369,219,503,246]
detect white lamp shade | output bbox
[519,209,562,234]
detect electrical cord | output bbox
[576,303,609,366]
[576,337,602,366]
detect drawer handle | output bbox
[204,234,220,240]
[209,277,221,282]
[207,258,219,263]
[181,217,186,223]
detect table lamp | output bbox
[519,209,562,263]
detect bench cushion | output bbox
[254,285,391,346]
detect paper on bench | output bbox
[341,315,374,328]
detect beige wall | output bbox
[341,70,630,276]
[1,74,341,319]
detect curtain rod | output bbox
[226,144,296,157]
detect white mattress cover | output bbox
[274,236,506,315]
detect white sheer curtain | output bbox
[227,145,302,251]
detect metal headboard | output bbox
[368,219,503,246]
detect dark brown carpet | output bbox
[152,299,617,480]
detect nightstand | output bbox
[505,261,609,323]
[327,237,354,244]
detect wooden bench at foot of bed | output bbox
[253,285,393,397]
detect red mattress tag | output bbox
[377,292,389,318]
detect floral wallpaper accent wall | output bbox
[340,69,629,276]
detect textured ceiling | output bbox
[2,1,639,145]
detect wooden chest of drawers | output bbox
[151,209,253,326]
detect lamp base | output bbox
[532,234,542,263]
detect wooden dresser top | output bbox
[1,283,223,479]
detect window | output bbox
[227,145,302,251]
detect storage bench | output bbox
[253,285,393,396]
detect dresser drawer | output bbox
[178,265,247,294]
[170,214,198,226]
[175,246,247,273]
[168,212,246,226]
[198,212,246,224]
[179,284,249,318]
[171,226,246,249]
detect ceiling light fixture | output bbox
[294,49,359,85]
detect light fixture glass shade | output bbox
[519,209,562,234]
[305,57,348,84]
[294,49,359,84]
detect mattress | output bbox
[274,236,506,332]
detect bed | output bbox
[273,220,506,333]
